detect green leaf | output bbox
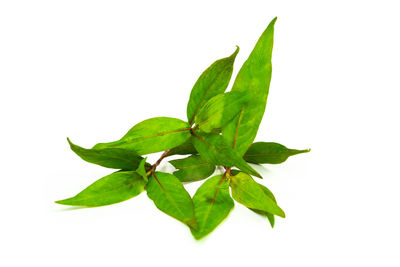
[191,175,234,240]
[136,157,148,182]
[194,91,252,133]
[230,172,285,217]
[55,171,146,207]
[244,142,310,164]
[248,183,277,228]
[165,137,197,156]
[93,117,191,155]
[187,47,239,125]
[222,18,277,155]
[67,138,147,170]
[191,131,262,178]
[147,172,198,230]
[170,155,215,182]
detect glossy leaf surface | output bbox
[230,172,285,217]
[147,172,197,230]
[223,18,277,155]
[244,142,310,164]
[191,175,234,240]
[170,155,215,182]
[195,91,252,133]
[55,171,146,207]
[187,47,239,125]
[93,117,191,155]
[191,132,262,178]
[68,138,147,170]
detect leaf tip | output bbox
[228,46,240,61]
[190,229,207,241]
[277,208,286,218]
[55,197,78,206]
[253,171,263,179]
[233,45,240,55]
[66,138,77,150]
[297,148,311,155]
[54,199,67,205]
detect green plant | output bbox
[56,17,310,240]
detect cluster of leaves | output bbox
[57,17,310,240]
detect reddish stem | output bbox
[148,149,171,175]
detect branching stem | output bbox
[146,149,171,176]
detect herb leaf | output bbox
[187,47,239,125]
[170,155,215,182]
[93,117,191,155]
[165,137,197,156]
[191,175,234,240]
[191,131,262,178]
[244,142,310,164]
[55,171,146,207]
[248,183,277,228]
[230,172,285,217]
[222,18,277,155]
[194,91,252,133]
[58,18,310,238]
[136,157,148,182]
[67,138,147,170]
[147,172,198,230]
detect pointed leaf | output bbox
[147,172,197,230]
[136,157,148,182]
[165,137,197,156]
[191,175,234,240]
[249,184,277,228]
[244,142,310,164]
[228,172,277,225]
[68,138,147,170]
[187,47,239,125]
[170,155,215,182]
[93,117,191,155]
[191,131,262,178]
[230,172,285,217]
[223,18,277,155]
[195,91,252,133]
[55,171,146,207]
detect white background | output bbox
[1,0,399,266]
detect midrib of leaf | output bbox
[152,173,188,221]
[196,114,215,127]
[189,68,231,125]
[232,107,245,149]
[71,177,143,202]
[110,128,191,148]
[191,132,220,153]
[200,176,225,230]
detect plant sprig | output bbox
[57,17,310,240]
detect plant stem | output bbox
[224,167,231,178]
[146,149,171,176]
